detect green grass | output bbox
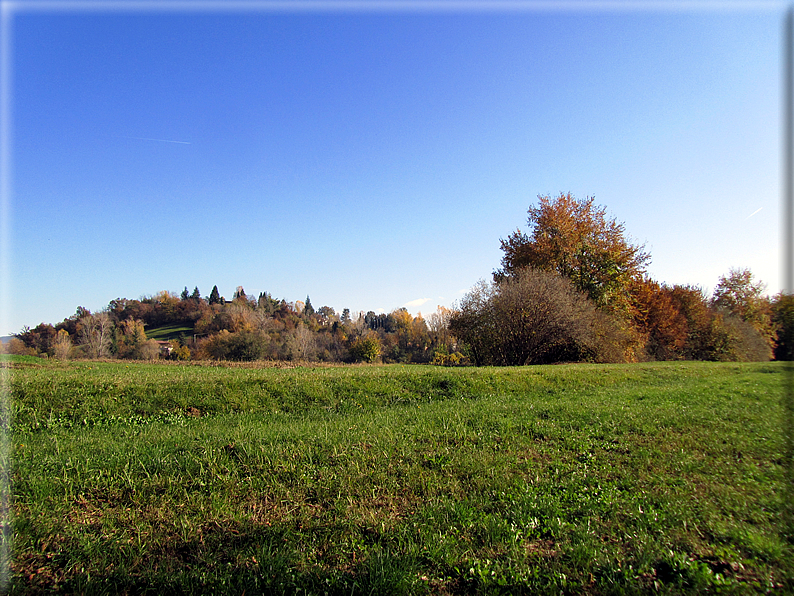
[0,355,50,366]
[144,325,194,341]
[8,361,793,594]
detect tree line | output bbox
[450,193,787,364]
[7,285,459,364]
[6,192,791,365]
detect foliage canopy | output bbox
[498,193,650,313]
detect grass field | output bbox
[143,325,195,342]
[6,359,793,594]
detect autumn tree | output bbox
[712,269,771,324]
[772,293,794,360]
[109,298,148,324]
[317,306,337,326]
[665,285,713,360]
[349,333,381,363]
[427,305,464,364]
[149,291,181,326]
[712,268,774,350]
[659,281,771,362]
[226,302,259,332]
[427,305,454,347]
[629,278,688,360]
[53,329,72,360]
[7,337,35,356]
[168,340,191,361]
[390,308,412,333]
[116,318,159,360]
[14,323,57,356]
[498,193,650,313]
[375,309,431,363]
[195,307,234,336]
[410,313,431,350]
[176,291,210,325]
[55,306,91,338]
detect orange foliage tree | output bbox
[498,193,650,314]
[629,278,688,360]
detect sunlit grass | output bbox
[9,361,792,594]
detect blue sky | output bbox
[1,1,784,334]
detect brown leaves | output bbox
[629,278,688,360]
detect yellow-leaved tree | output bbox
[497,193,650,314]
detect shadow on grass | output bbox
[12,521,429,596]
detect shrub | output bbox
[708,312,772,362]
[200,330,268,361]
[591,309,643,363]
[168,340,191,361]
[139,339,161,361]
[431,344,466,366]
[349,334,381,363]
[451,268,625,365]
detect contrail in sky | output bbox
[745,207,763,220]
[126,136,192,144]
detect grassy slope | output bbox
[9,361,793,594]
[144,325,194,341]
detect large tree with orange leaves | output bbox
[498,193,650,313]
[629,278,688,360]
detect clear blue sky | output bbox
[2,1,784,334]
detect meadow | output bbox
[5,357,793,594]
